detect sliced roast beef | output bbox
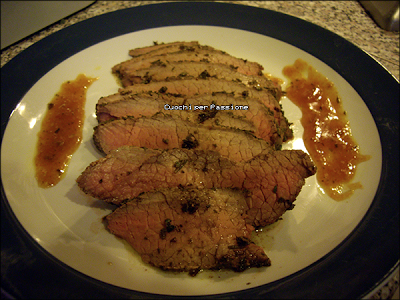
[116,60,280,95]
[97,100,256,136]
[117,78,292,142]
[106,187,271,274]
[93,113,272,161]
[128,41,200,57]
[96,93,256,131]
[96,91,284,146]
[76,42,318,275]
[77,146,316,226]
[118,78,278,108]
[112,46,264,86]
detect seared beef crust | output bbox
[77,146,316,227]
[106,187,271,273]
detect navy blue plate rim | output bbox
[1,2,399,299]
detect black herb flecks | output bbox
[159,86,168,93]
[198,70,211,79]
[278,197,295,210]
[272,185,278,193]
[150,59,167,67]
[182,133,199,149]
[142,74,152,84]
[236,236,251,247]
[120,89,132,95]
[159,218,176,240]
[174,159,188,173]
[198,109,218,123]
[179,45,195,51]
[165,219,175,232]
[228,236,252,249]
[181,198,200,214]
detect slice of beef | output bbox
[105,187,271,274]
[93,113,272,161]
[118,78,292,142]
[77,146,316,226]
[97,95,256,132]
[97,101,256,137]
[112,46,264,86]
[128,41,200,57]
[117,61,280,97]
[96,91,284,146]
[119,78,278,109]
[96,91,164,118]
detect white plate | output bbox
[1,25,382,296]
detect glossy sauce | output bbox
[283,59,370,200]
[264,73,284,87]
[35,74,96,188]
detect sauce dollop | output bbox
[35,74,96,188]
[283,59,370,200]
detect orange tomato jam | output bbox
[34,74,96,188]
[283,59,370,200]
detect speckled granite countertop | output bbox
[1,1,399,299]
[1,0,399,81]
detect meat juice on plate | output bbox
[283,59,371,200]
[34,74,97,188]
